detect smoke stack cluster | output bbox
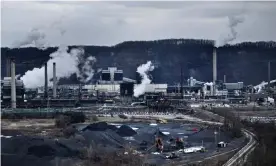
[21,46,91,89]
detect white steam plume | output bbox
[11,16,67,50]
[134,61,155,97]
[77,56,97,83]
[216,15,245,47]
[21,46,83,88]
[12,28,49,50]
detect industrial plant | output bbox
[1,47,275,109]
[1,46,275,166]
[3,1,276,166]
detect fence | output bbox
[1,108,83,119]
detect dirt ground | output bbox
[232,111,276,117]
[1,119,63,138]
[1,119,55,129]
[0,116,144,138]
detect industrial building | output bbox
[1,47,267,108]
[1,72,251,108]
[1,77,25,103]
[99,67,123,84]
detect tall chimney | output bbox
[268,61,271,92]
[213,47,217,83]
[44,62,48,99]
[6,58,11,77]
[10,58,16,109]
[224,75,227,83]
[53,62,57,98]
[180,65,183,99]
[213,47,217,95]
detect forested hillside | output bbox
[1,39,276,85]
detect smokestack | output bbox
[44,62,48,99]
[213,47,217,95]
[78,83,82,101]
[180,65,183,99]
[6,58,11,77]
[53,62,57,98]
[213,48,217,83]
[10,58,16,109]
[224,75,227,83]
[268,61,271,93]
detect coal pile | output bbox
[82,122,117,131]
[77,122,126,148]
[2,122,228,166]
[1,154,54,166]
[81,130,126,148]
[1,136,82,159]
[116,125,137,137]
[134,127,169,144]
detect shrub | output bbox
[63,126,78,138]
[91,115,99,122]
[64,111,86,123]
[55,115,71,128]
[118,114,128,119]
[80,144,146,166]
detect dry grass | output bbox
[78,142,147,166]
[55,115,71,128]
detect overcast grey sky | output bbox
[1,1,276,47]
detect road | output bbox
[180,107,257,166]
[222,129,257,166]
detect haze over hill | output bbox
[1,1,276,87]
[1,39,276,85]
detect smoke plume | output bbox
[12,28,48,49]
[134,61,155,97]
[216,15,244,47]
[21,46,84,88]
[77,55,97,83]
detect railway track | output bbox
[223,129,257,166]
